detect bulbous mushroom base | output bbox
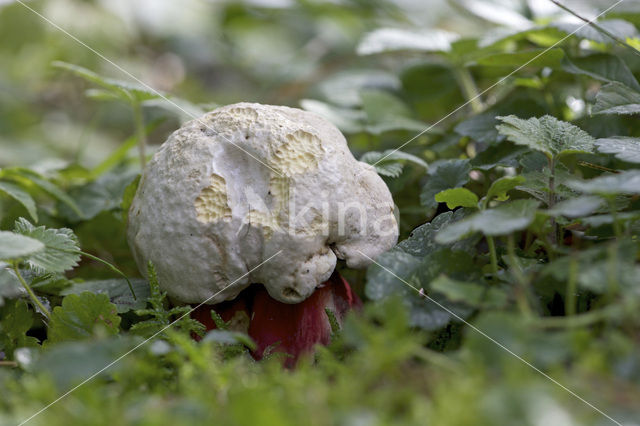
[190,272,361,367]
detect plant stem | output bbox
[132,102,147,169]
[454,67,484,113]
[12,263,50,319]
[547,156,558,244]
[565,254,578,316]
[486,236,498,275]
[607,196,622,237]
[507,235,532,317]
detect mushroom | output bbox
[127,102,398,364]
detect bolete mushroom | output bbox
[127,102,398,364]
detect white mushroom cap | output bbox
[127,103,398,304]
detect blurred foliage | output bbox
[2,0,640,424]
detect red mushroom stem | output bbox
[191,271,361,367]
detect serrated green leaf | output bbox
[562,54,640,91]
[435,188,478,209]
[48,292,121,343]
[496,115,595,158]
[484,175,526,207]
[420,160,470,209]
[566,170,640,195]
[593,82,640,115]
[436,199,540,243]
[0,181,37,222]
[0,232,44,261]
[357,28,459,55]
[595,137,640,163]
[13,218,80,273]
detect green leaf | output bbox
[430,275,507,308]
[0,299,39,358]
[545,196,605,218]
[435,188,478,209]
[0,181,37,222]
[496,115,595,158]
[593,82,640,115]
[300,99,365,134]
[0,263,23,306]
[357,28,459,55]
[396,210,478,257]
[436,199,540,243]
[484,175,526,206]
[48,292,121,343]
[420,160,470,209]
[13,218,80,273]
[470,142,527,171]
[60,168,139,222]
[0,232,44,261]
[562,54,640,91]
[566,170,640,195]
[554,19,639,45]
[53,61,162,103]
[61,279,150,313]
[360,149,428,178]
[595,137,640,163]
[2,168,84,218]
[475,48,564,68]
[360,90,429,134]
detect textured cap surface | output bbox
[127,103,398,304]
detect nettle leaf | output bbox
[357,28,459,55]
[435,188,478,209]
[436,199,540,243]
[496,115,595,158]
[360,150,428,178]
[0,181,37,222]
[593,82,640,115]
[62,279,149,313]
[0,231,44,261]
[13,218,80,273]
[545,196,605,218]
[484,175,525,207]
[470,142,527,171]
[595,137,640,163]
[562,54,640,91]
[420,160,470,209]
[397,210,478,257]
[53,61,162,103]
[48,292,121,343]
[567,170,640,195]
